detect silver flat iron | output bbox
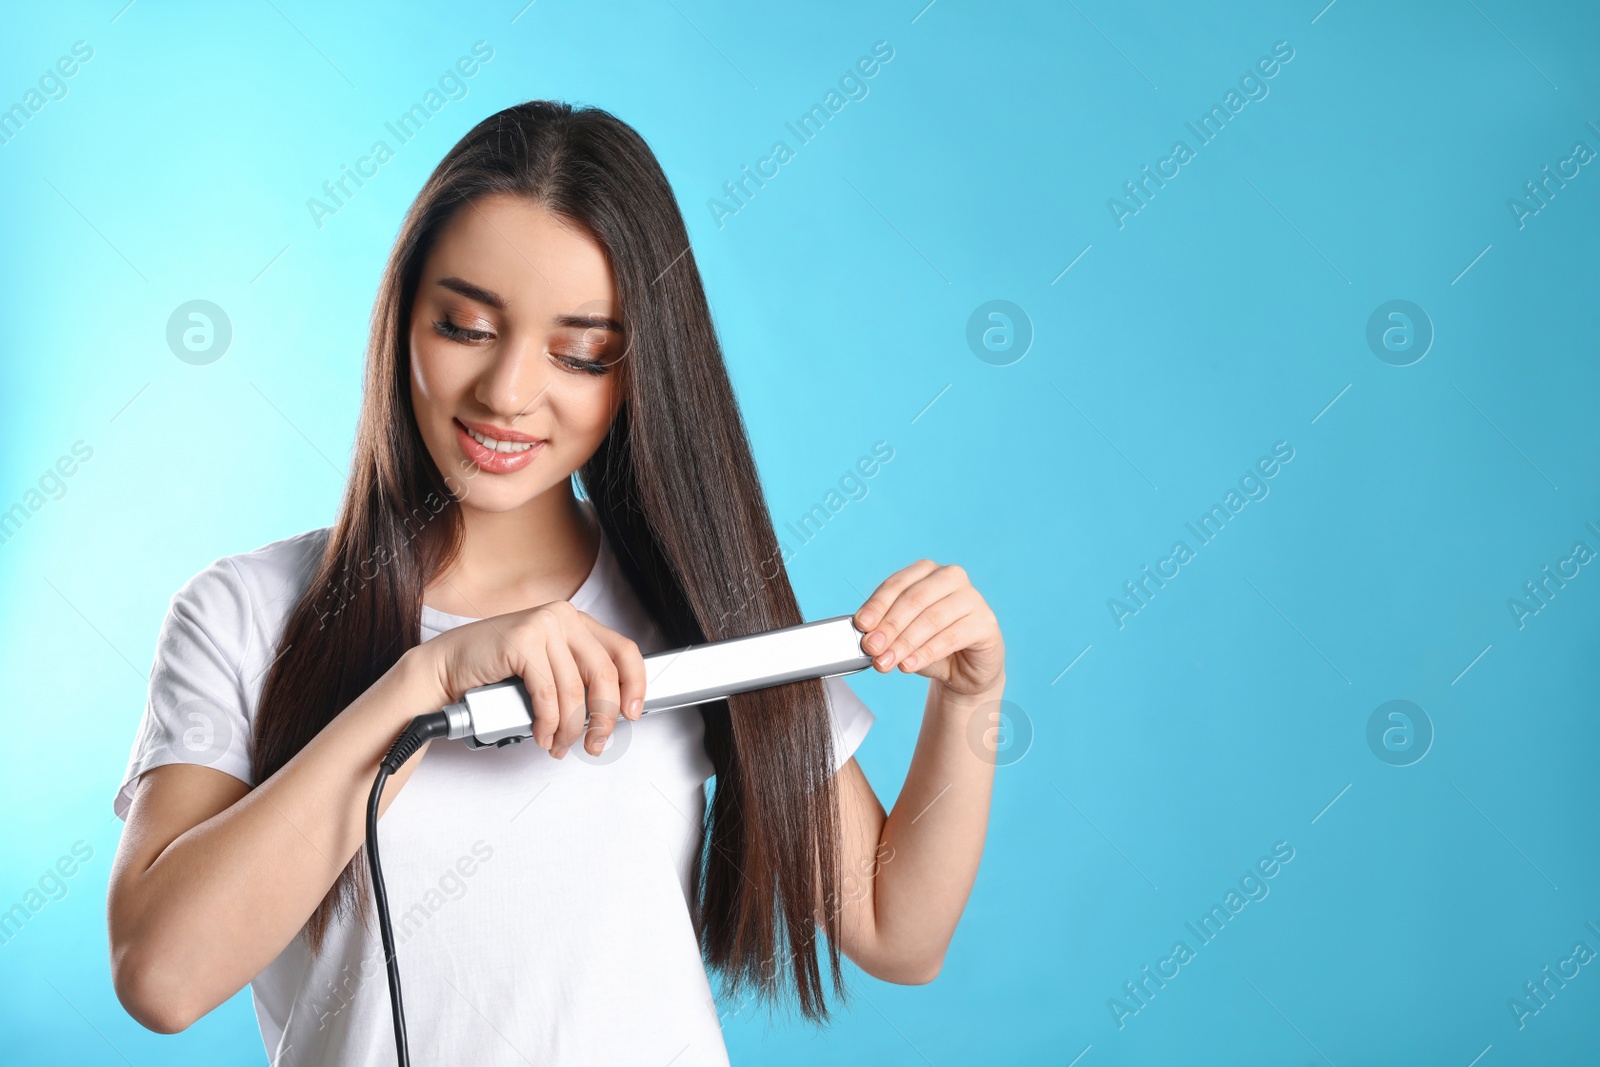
[441,615,874,749]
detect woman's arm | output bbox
[816,561,1006,985]
[108,646,444,1033]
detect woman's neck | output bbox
[423,483,600,619]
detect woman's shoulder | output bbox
[225,524,332,593]
[162,526,333,662]
[173,526,331,606]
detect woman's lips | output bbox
[454,418,545,474]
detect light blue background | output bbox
[2,0,1598,1064]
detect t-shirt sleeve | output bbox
[113,557,257,821]
[823,674,875,775]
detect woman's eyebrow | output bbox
[436,276,504,309]
[553,313,623,333]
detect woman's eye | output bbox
[554,353,609,376]
[432,318,493,343]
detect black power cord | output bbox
[367,711,452,1067]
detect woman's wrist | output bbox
[927,672,1008,724]
[373,644,451,731]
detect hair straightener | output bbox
[365,614,874,1066]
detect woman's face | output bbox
[409,193,625,512]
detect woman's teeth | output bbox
[467,427,538,453]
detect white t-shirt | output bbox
[114,502,875,1066]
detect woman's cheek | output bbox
[557,380,617,442]
[410,343,450,405]
[412,345,472,429]
[409,342,438,410]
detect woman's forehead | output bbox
[426,195,618,320]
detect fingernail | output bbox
[858,608,878,628]
[903,654,919,669]
[877,650,896,668]
[539,733,552,750]
[629,697,642,717]
[551,744,568,759]
[864,631,885,653]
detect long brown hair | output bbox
[251,101,848,1021]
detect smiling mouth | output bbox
[453,418,546,474]
[464,425,539,453]
[455,418,545,452]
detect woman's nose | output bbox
[473,335,550,419]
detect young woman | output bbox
[107,100,1004,1066]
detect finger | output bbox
[544,634,589,758]
[880,589,973,669]
[578,613,647,721]
[517,645,561,751]
[862,564,968,668]
[899,612,993,674]
[566,625,624,756]
[854,559,939,633]
[507,605,573,750]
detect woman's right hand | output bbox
[417,601,648,759]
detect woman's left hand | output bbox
[853,560,1005,697]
